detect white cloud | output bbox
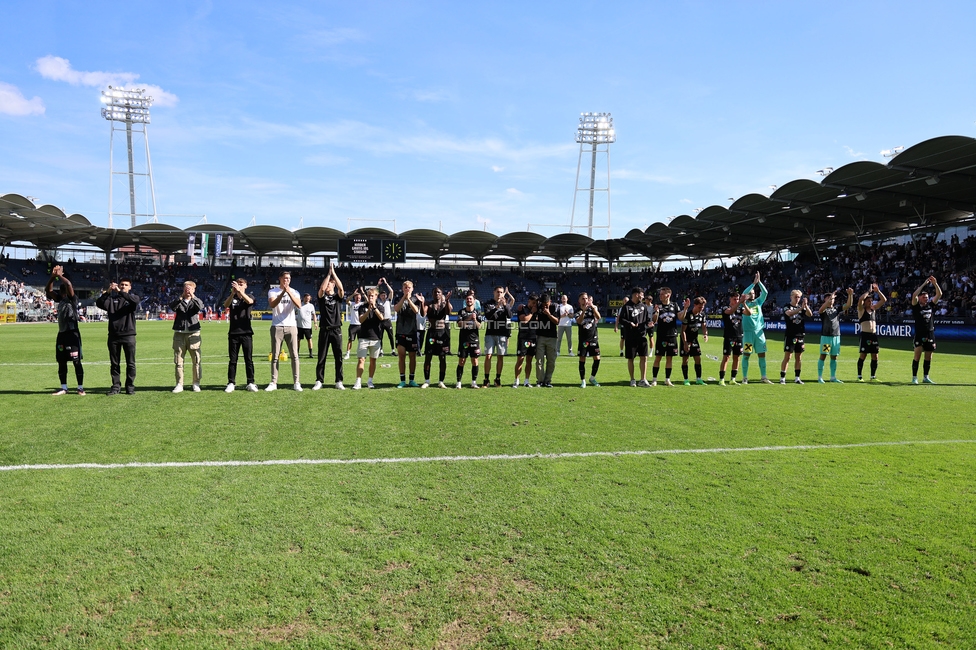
[301,27,365,46]
[505,188,523,196]
[410,89,455,103]
[679,198,693,204]
[0,82,45,116]
[844,145,864,158]
[34,56,178,107]
[491,165,505,172]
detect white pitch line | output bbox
[1,439,973,473]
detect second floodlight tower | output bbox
[101,86,157,228]
[570,112,615,238]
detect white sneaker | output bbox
[437,382,447,389]
[664,379,674,387]
[650,380,657,387]
[580,381,586,388]
[421,381,429,389]
[352,380,362,390]
[344,352,350,360]
[293,382,303,392]
[335,382,346,390]
[367,379,375,389]
[794,378,804,385]
[312,381,322,390]
[512,380,520,388]
[742,378,749,385]
[779,378,786,385]
[630,379,637,387]
[224,383,235,393]
[455,381,462,389]
[265,383,277,392]
[172,384,184,394]
[246,383,259,392]
[192,383,201,392]
[639,379,652,388]
[471,381,480,389]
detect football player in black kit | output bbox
[780,290,813,384]
[856,283,887,382]
[680,296,708,385]
[394,280,425,388]
[224,277,258,392]
[651,286,687,387]
[421,287,452,389]
[313,261,345,390]
[512,295,538,387]
[719,291,744,386]
[911,276,942,384]
[618,287,650,387]
[575,292,602,387]
[482,286,515,387]
[455,290,484,389]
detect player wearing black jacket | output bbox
[95,278,140,395]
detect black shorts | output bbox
[624,338,648,359]
[723,338,743,357]
[680,340,701,358]
[784,335,805,354]
[516,338,537,357]
[396,333,419,353]
[859,333,880,355]
[56,330,83,363]
[348,324,361,341]
[297,327,312,341]
[425,330,451,356]
[913,335,936,353]
[655,334,678,357]
[458,339,481,359]
[578,339,600,357]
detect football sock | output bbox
[758,357,767,377]
[742,355,750,378]
[923,360,931,376]
[912,359,919,377]
[870,360,877,377]
[829,358,837,377]
[695,363,702,379]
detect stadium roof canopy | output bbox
[3,135,976,263]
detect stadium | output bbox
[3,4,976,648]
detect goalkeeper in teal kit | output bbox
[740,271,773,384]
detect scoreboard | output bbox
[337,238,406,264]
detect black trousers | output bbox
[228,334,255,385]
[381,321,395,348]
[107,335,136,389]
[316,327,344,383]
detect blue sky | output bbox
[2,1,975,240]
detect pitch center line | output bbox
[0,439,972,473]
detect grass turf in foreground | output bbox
[1,321,975,647]
[1,445,974,647]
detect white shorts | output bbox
[484,335,509,356]
[357,339,382,359]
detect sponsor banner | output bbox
[186,233,196,265]
[215,233,223,257]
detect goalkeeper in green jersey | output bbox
[740,271,773,384]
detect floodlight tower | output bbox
[101,86,157,228]
[570,112,615,238]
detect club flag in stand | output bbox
[187,233,196,265]
[215,233,223,258]
[200,233,210,262]
[226,235,234,258]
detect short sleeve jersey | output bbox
[426,302,450,332]
[228,295,254,336]
[317,292,343,329]
[516,305,537,342]
[57,295,81,334]
[456,305,483,346]
[295,302,316,329]
[577,305,599,343]
[656,303,681,339]
[683,309,705,344]
[483,299,513,336]
[395,297,422,337]
[912,302,936,339]
[820,306,843,337]
[618,302,649,342]
[723,306,744,340]
[784,306,806,338]
[358,303,383,341]
[346,301,362,326]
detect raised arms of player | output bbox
[742,272,768,307]
[913,276,942,305]
[843,287,854,312]
[45,265,73,300]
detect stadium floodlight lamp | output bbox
[100,86,153,124]
[576,112,615,145]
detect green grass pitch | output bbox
[1,320,974,648]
